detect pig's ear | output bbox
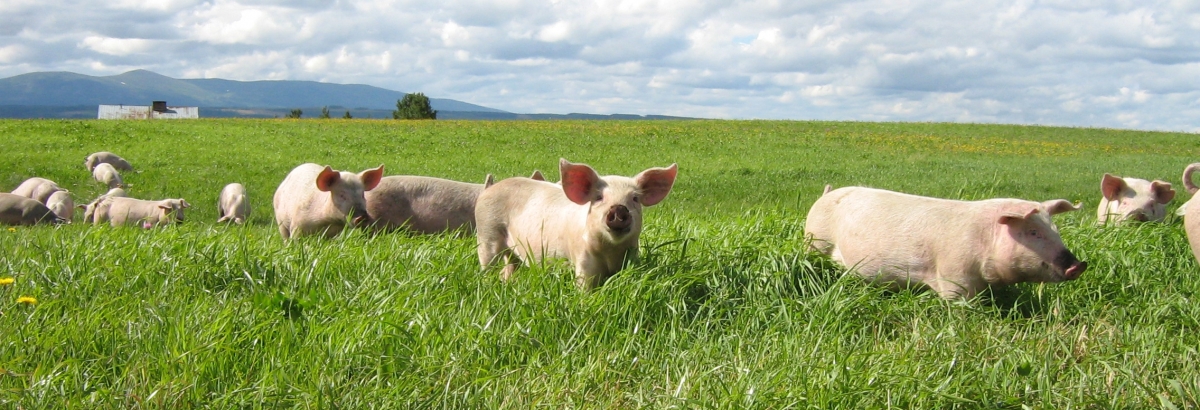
[999,205,1039,225]
[635,163,679,207]
[157,201,173,210]
[316,166,341,192]
[1042,199,1082,216]
[560,158,601,205]
[484,174,495,188]
[1151,180,1176,204]
[360,165,385,191]
[1101,173,1126,201]
[530,170,545,181]
[180,199,191,209]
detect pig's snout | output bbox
[352,214,371,227]
[1055,251,1086,280]
[1130,212,1148,222]
[606,205,632,233]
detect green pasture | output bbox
[1,119,1199,407]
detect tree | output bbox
[393,92,437,120]
[287,109,302,119]
[343,110,353,119]
[320,106,331,119]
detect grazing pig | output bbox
[273,163,385,239]
[475,159,678,290]
[92,163,124,189]
[45,190,74,221]
[0,193,65,225]
[366,174,497,234]
[11,177,64,204]
[94,197,190,227]
[84,151,133,172]
[804,186,1088,299]
[81,188,127,223]
[217,183,250,224]
[1096,173,1174,225]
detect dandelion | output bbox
[0,277,13,286]
[6,227,14,232]
[16,296,36,305]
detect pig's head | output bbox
[1101,174,1174,223]
[156,199,191,225]
[315,165,384,227]
[994,199,1087,284]
[560,159,678,243]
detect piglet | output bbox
[0,193,65,225]
[805,186,1087,299]
[1097,173,1174,224]
[218,183,250,224]
[475,158,678,289]
[81,188,127,224]
[85,151,133,172]
[273,163,384,239]
[11,177,64,204]
[45,190,74,221]
[93,163,124,189]
[94,197,190,227]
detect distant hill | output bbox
[0,70,506,113]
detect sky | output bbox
[1,0,1198,132]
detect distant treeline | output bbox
[0,105,696,121]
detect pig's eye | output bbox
[633,195,640,203]
[1028,229,1039,237]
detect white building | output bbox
[98,101,199,119]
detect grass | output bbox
[1,118,1199,407]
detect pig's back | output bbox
[367,176,484,233]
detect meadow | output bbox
[1,118,1199,408]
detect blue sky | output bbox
[1,0,1198,131]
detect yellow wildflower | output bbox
[0,277,13,286]
[7,227,14,232]
[16,296,36,305]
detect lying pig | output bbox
[92,163,124,189]
[217,183,250,224]
[1180,164,1200,264]
[273,163,384,239]
[94,197,190,227]
[11,177,64,204]
[1097,173,1174,225]
[85,151,133,172]
[804,186,1088,299]
[80,188,127,223]
[475,159,678,290]
[366,174,498,234]
[45,190,74,221]
[0,193,65,225]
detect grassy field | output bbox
[1,118,1199,408]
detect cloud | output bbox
[0,0,1198,131]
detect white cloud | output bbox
[0,0,1198,131]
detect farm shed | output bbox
[98,101,199,119]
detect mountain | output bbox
[0,70,507,113]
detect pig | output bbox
[217,183,250,224]
[45,190,74,221]
[804,186,1088,300]
[0,193,65,225]
[80,188,127,223]
[92,163,124,189]
[1096,173,1174,225]
[366,174,497,234]
[84,151,133,172]
[10,177,64,204]
[475,158,678,290]
[272,163,385,239]
[93,196,190,227]
[1179,164,1200,264]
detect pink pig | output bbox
[805,186,1087,299]
[1097,173,1174,225]
[475,159,678,289]
[272,163,384,239]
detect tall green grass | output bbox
[1,119,1198,407]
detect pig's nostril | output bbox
[606,205,632,231]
